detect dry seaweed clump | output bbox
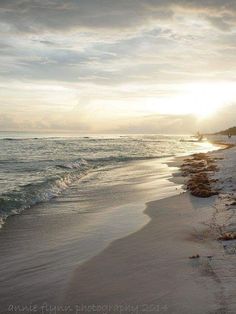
[181,153,219,198]
[189,254,200,259]
[218,232,236,241]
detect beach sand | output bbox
[64,143,236,314]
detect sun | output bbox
[180,82,231,118]
[152,81,236,118]
[172,93,221,118]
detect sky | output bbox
[0,0,236,134]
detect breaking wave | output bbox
[0,160,90,227]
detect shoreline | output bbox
[0,158,183,314]
[63,141,236,313]
[208,141,235,151]
[0,138,221,231]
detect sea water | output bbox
[0,132,216,227]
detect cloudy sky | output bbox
[0,0,236,133]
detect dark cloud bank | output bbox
[1,0,236,33]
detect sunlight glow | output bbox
[150,81,236,118]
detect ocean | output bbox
[0,132,215,228]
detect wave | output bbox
[56,159,88,169]
[0,160,90,228]
[0,154,173,228]
[2,138,26,141]
[87,154,174,163]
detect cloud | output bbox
[0,0,236,35]
[0,1,236,133]
[111,113,198,134]
[199,103,236,132]
[0,113,19,130]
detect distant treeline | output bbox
[214,126,236,136]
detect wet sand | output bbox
[65,193,223,313]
